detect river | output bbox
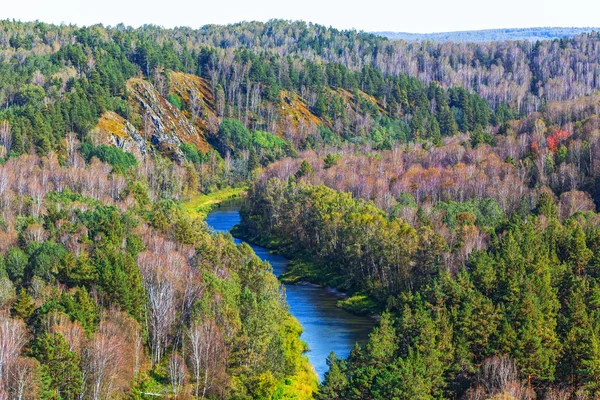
[205,201,375,381]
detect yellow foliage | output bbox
[96,111,130,139]
[278,91,322,133]
[180,187,246,220]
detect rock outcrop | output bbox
[169,71,217,144]
[94,111,149,159]
[95,74,214,163]
[128,77,202,162]
[93,72,384,161]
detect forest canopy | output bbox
[2,17,600,400]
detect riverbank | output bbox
[205,202,375,383]
[182,191,319,395]
[231,225,382,318]
[184,190,381,317]
[180,186,246,219]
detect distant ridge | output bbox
[374,27,600,42]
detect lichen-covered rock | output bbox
[278,90,322,130]
[94,75,215,163]
[169,72,217,144]
[94,111,149,159]
[127,77,210,162]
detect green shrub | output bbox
[80,143,137,170]
[167,93,184,110]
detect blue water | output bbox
[205,202,375,381]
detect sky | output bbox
[2,0,600,33]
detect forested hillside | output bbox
[239,116,600,398]
[3,16,600,399]
[0,19,500,162]
[234,40,600,399]
[242,181,600,397]
[2,19,600,161]
[0,151,318,398]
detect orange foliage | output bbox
[531,141,539,154]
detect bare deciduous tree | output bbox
[168,352,186,397]
[139,251,187,365]
[7,357,39,400]
[0,312,27,388]
[186,319,227,399]
[82,310,141,400]
[0,121,11,153]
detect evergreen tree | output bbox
[470,124,494,147]
[319,353,348,400]
[295,160,314,179]
[33,333,83,399]
[568,225,592,275]
[365,312,397,368]
[12,288,35,319]
[324,153,340,169]
[248,147,260,172]
[438,106,458,136]
[5,247,28,286]
[426,117,442,146]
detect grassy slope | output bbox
[180,187,247,219]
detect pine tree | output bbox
[365,312,397,368]
[62,287,98,334]
[5,247,28,286]
[427,117,442,146]
[514,290,560,384]
[33,333,83,399]
[324,153,339,169]
[410,111,425,139]
[12,288,35,320]
[59,252,97,286]
[470,124,493,147]
[385,350,436,400]
[582,325,600,394]
[568,225,592,275]
[248,147,260,172]
[319,352,348,399]
[559,278,591,385]
[438,106,458,136]
[295,160,314,179]
[536,192,558,219]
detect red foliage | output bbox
[547,136,559,153]
[547,129,570,153]
[556,129,570,140]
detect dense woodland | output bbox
[2,17,600,399]
[0,149,318,399]
[0,19,501,157]
[241,179,600,397]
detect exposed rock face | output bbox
[95,75,214,163]
[169,72,217,146]
[92,72,383,161]
[128,77,201,162]
[94,111,149,159]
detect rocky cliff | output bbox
[93,72,384,162]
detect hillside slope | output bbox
[94,73,214,161]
